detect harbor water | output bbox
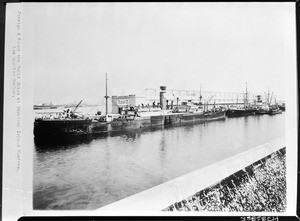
[33,112,285,210]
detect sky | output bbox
[23,3,295,104]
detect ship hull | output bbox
[256,109,268,115]
[34,111,226,139]
[268,109,283,115]
[34,119,110,138]
[226,109,259,118]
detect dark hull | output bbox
[226,109,259,118]
[268,109,283,115]
[34,111,226,138]
[256,109,268,115]
[34,119,109,137]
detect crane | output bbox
[199,84,203,105]
[269,92,274,105]
[73,100,83,113]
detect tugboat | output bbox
[278,104,285,111]
[268,107,283,115]
[268,105,283,115]
[267,95,283,115]
[277,99,285,112]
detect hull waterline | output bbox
[34,111,226,139]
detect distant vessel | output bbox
[226,83,259,117]
[34,103,59,110]
[226,107,259,117]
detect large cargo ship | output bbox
[34,82,226,139]
[34,110,226,138]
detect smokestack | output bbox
[160,86,166,110]
[257,95,261,102]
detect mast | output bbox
[270,92,274,105]
[243,91,245,108]
[245,82,248,107]
[265,92,267,104]
[199,84,202,106]
[267,87,270,105]
[104,73,109,115]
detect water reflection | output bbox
[159,130,167,172]
[34,114,285,209]
[34,120,225,151]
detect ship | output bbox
[256,108,268,115]
[268,106,283,115]
[226,83,260,117]
[34,76,226,139]
[226,106,259,117]
[33,102,59,110]
[278,105,285,112]
[34,109,226,138]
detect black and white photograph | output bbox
[2,2,298,219]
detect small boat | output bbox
[278,105,285,111]
[268,108,282,115]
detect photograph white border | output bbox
[2,2,298,220]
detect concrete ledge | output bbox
[98,137,285,211]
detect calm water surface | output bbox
[33,113,285,209]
